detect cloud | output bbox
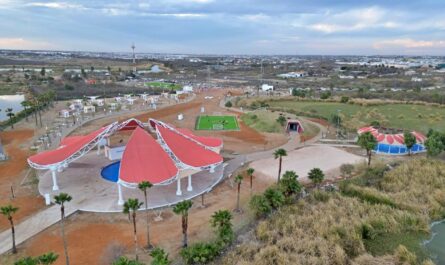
[307,6,395,33]
[0,38,54,49]
[373,38,445,49]
[26,2,85,10]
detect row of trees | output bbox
[2,90,57,130]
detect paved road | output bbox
[0,205,77,255]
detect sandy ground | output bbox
[250,145,365,184]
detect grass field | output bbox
[267,100,445,133]
[196,115,239,130]
[145,81,182,90]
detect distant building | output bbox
[183,85,193,92]
[83,105,96,113]
[278,71,307,78]
[261,84,274,91]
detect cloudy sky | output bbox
[0,0,444,55]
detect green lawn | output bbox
[267,100,445,133]
[196,115,239,130]
[145,81,182,90]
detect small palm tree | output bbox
[138,181,153,249]
[6,108,15,129]
[246,168,254,191]
[403,131,416,156]
[123,198,143,260]
[150,247,172,265]
[234,174,243,212]
[210,210,234,244]
[172,200,193,248]
[14,256,37,265]
[54,193,72,265]
[1,204,19,254]
[37,252,59,265]
[308,168,325,189]
[274,149,287,183]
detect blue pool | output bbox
[375,143,425,155]
[101,161,120,182]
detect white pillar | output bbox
[117,184,124,205]
[187,175,193,192]
[176,177,182,196]
[51,169,59,191]
[96,144,101,155]
[210,165,215,173]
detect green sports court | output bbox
[195,115,239,130]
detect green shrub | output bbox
[264,187,285,209]
[250,194,272,218]
[180,242,220,265]
[150,247,171,265]
[279,170,302,198]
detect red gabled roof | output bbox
[176,128,223,148]
[119,127,178,184]
[59,136,84,146]
[118,118,144,131]
[156,125,223,167]
[29,127,107,167]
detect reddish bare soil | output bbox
[17,173,273,265]
[0,129,47,231]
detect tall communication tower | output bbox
[131,43,136,73]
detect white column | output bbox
[117,184,124,205]
[187,175,193,192]
[209,165,215,173]
[176,177,182,196]
[51,169,59,191]
[96,144,101,155]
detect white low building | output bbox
[261,84,274,91]
[59,109,70,118]
[83,105,96,113]
[183,85,193,92]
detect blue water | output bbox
[424,220,445,264]
[0,95,24,121]
[101,161,120,182]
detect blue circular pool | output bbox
[101,161,120,183]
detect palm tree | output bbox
[308,168,325,189]
[37,252,59,265]
[21,101,30,122]
[138,181,153,249]
[172,200,193,248]
[14,256,37,265]
[210,210,234,244]
[274,148,287,183]
[54,193,72,265]
[246,168,255,191]
[1,204,19,254]
[6,108,15,129]
[123,198,143,260]
[234,175,243,212]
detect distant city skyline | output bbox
[0,0,444,55]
